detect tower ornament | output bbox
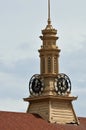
[54,73,71,95]
[29,74,44,96]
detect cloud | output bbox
[0,57,39,77]
[0,56,40,102]
[0,98,28,112]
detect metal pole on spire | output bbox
[48,0,51,25]
[48,0,50,20]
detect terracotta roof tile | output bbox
[0,111,86,130]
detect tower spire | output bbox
[48,0,51,25]
[46,0,53,29]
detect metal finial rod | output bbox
[48,0,51,24]
[48,0,50,20]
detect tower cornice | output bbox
[24,95,78,102]
[40,36,58,40]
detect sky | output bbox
[0,0,86,117]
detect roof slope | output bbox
[0,111,86,130]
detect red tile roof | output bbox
[0,111,86,130]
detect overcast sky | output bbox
[0,0,86,117]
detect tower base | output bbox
[24,95,79,124]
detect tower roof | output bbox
[0,111,86,130]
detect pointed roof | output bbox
[0,111,86,130]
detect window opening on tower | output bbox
[48,56,52,73]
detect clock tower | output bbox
[24,0,79,124]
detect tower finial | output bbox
[48,0,51,25]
